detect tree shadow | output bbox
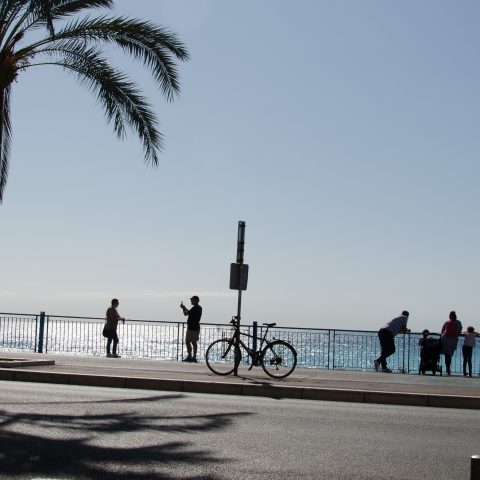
[0,394,253,479]
[0,393,184,406]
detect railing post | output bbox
[327,330,331,369]
[34,314,38,352]
[332,330,336,370]
[252,321,258,353]
[471,455,480,480]
[37,311,45,353]
[176,322,180,361]
[406,332,411,373]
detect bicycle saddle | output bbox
[263,322,276,327]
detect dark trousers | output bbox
[376,328,395,369]
[444,353,452,374]
[105,329,119,355]
[462,345,473,376]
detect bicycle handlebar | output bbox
[229,318,276,329]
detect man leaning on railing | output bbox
[374,310,411,373]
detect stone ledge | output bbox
[125,377,184,392]
[428,394,480,409]
[0,358,55,368]
[14,370,70,384]
[69,373,126,389]
[1,368,479,410]
[242,383,303,399]
[302,387,365,403]
[365,390,429,407]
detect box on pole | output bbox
[230,220,248,290]
[230,263,249,290]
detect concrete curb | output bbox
[0,358,55,368]
[1,368,480,410]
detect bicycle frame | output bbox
[227,318,275,369]
[205,317,298,379]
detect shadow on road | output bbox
[0,393,252,479]
[0,393,185,406]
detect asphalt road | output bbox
[0,381,478,480]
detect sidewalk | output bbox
[1,351,479,409]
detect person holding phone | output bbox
[180,296,202,362]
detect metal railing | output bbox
[0,313,39,353]
[0,311,478,375]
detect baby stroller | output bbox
[419,333,443,376]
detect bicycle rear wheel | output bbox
[261,340,297,379]
[205,339,241,375]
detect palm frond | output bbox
[31,0,113,31]
[50,0,113,17]
[0,1,21,25]
[0,0,28,21]
[0,1,190,203]
[14,2,113,42]
[29,0,55,36]
[23,15,189,101]
[99,17,189,101]
[35,41,162,164]
[0,86,12,203]
[0,1,28,47]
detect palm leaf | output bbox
[50,0,114,17]
[22,15,189,101]
[27,1,113,36]
[0,1,189,203]
[30,0,55,36]
[0,1,28,46]
[35,41,162,164]
[0,86,12,202]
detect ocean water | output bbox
[0,315,479,375]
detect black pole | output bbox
[236,221,245,264]
[472,455,480,480]
[37,311,45,353]
[234,221,246,376]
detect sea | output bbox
[0,315,479,376]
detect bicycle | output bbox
[205,317,297,379]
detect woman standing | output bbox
[441,311,462,375]
[461,326,479,377]
[102,298,125,358]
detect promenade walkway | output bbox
[1,351,479,409]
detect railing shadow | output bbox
[0,394,253,479]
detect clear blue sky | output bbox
[1,0,479,332]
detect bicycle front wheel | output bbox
[205,339,241,376]
[261,340,297,379]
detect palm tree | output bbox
[0,0,189,203]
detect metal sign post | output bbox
[230,221,248,376]
[236,220,246,323]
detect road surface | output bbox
[0,380,477,479]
